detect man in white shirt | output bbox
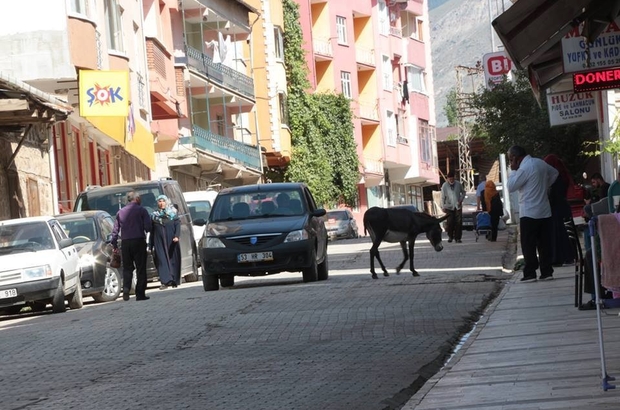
[507,145,559,282]
[441,170,466,243]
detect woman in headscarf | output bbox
[543,154,575,266]
[149,194,181,289]
[481,180,503,241]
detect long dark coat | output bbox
[150,214,181,285]
[481,191,503,241]
[548,177,575,265]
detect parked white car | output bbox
[184,189,218,250]
[0,216,83,314]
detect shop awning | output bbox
[493,0,620,91]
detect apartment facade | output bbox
[0,0,156,213]
[295,0,438,221]
[166,0,265,190]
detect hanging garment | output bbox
[599,213,620,290]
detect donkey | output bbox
[363,207,448,279]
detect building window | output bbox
[419,119,436,165]
[402,12,424,41]
[336,16,347,45]
[69,0,90,16]
[378,0,389,36]
[216,114,225,136]
[386,110,396,147]
[274,26,284,60]
[278,92,289,126]
[104,0,124,52]
[406,65,427,94]
[382,55,393,91]
[340,71,352,99]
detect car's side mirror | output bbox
[105,233,113,244]
[193,218,206,226]
[59,238,74,248]
[313,209,327,218]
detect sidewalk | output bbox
[404,235,620,409]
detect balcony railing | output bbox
[390,27,402,37]
[313,38,333,57]
[364,158,384,175]
[355,46,375,66]
[179,124,262,171]
[185,45,255,100]
[359,100,379,121]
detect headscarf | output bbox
[484,180,498,212]
[543,154,572,186]
[153,194,177,220]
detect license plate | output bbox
[238,251,273,263]
[0,289,17,299]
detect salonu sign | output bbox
[546,91,597,127]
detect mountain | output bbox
[429,0,511,127]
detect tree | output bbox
[444,88,458,127]
[469,70,597,179]
[282,0,359,206]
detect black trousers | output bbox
[445,208,463,240]
[520,216,553,278]
[121,238,148,297]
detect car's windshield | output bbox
[327,211,348,221]
[59,219,97,242]
[75,186,161,217]
[210,189,305,222]
[187,200,212,221]
[0,222,54,254]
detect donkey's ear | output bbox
[436,214,449,223]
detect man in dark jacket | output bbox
[111,191,152,301]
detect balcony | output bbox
[355,46,375,70]
[184,45,255,100]
[179,124,262,171]
[389,27,402,37]
[364,158,384,175]
[358,100,380,123]
[313,38,333,60]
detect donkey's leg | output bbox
[409,239,419,276]
[369,235,389,278]
[395,241,408,274]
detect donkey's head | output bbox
[425,214,449,252]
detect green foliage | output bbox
[282,0,359,207]
[444,88,458,127]
[470,70,597,179]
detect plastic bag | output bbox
[110,249,121,269]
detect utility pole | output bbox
[455,63,483,192]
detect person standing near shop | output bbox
[111,191,152,301]
[441,170,466,243]
[150,195,181,290]
[507,146,558,282]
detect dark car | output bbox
[461,192,478,231]
[325,208,358,240]
[199,182,329,291]
[390,204,420,213]
[56,210,127,302]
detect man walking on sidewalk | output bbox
[507,145,558,282]
[441,170,465,243]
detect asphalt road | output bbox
[0,231,514,410]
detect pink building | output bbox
[295,0,439,224]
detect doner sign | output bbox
[79,70,129,117]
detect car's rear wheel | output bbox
[93,267,122,302]
[220,274,235,287]
[68,278,83,310]
[302,247,318,282]
[318,254,329,281]
[202,268,219,291]
[52,279,66,313]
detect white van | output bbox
[184,189,218,250]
